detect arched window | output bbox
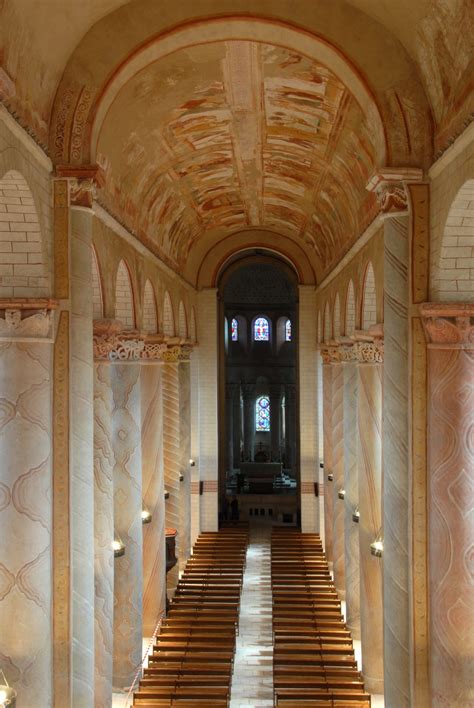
[285,319,291,341]
[256,396,270,431]
[254,316,270,341]
[231,318,238,341]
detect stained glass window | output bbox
[256,395,270,431]
[254,316,270,341]
[231,318,238,341]
[285,319,291,341]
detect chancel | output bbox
[0,2,472,707]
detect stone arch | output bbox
[361,262,376,329]
[114,259,135,329]
[432,179,474,302]
[323,301,331,343]
[178,300,188,338]
[163,290,175,336]
[142,279,158,333]
[190,307,197,343]
[0,170,48,298]
[345,279,356,336]
[333,293,341,339]
[91,246,103,320]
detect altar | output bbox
[240,462,282,493]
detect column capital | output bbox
[285,383,297,400]
[225,382,238,400]
[269,384,283,400]
[93,319,194,361]
[241,383,255,400]
[320,345,340,364]
[420,302,474,348]
[0,298,59,340]
[55,164,105,208]
[352,327,384,363]
[366,167,423,215]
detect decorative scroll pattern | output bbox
[53,180,69,299]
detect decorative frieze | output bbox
[420,303,474,347]
[92,320,194,361]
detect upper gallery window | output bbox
[231,318,238,341]
[254,316,270,341]
[285,319,292,341]
[256,395,270,431]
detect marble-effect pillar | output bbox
[178,362,191,572]
[93,363,114,708]
[331,359,345,599]
[162,362,180,591]
[322,359,334,562]
[357,341,384,694]
[141,365,166,635]
[112,363,143,689]
[342,354,360,639]
[0,336,52,707]
[422,304,474,707]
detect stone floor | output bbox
[229,524,274,707]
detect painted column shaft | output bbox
[141,365,166,635]
[343,360,360,639]
[322,363,334,562]
[225,384,234,471]
[357,360,384,694]
[111,363,143,689]
[0,340,53,707]
[331,361,345,599]
[93,363,114,708]
[178,363,191,571]
[162,362,180,591]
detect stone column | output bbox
[225,383,235,472]
[368,169,423,705]
[321,351,334,563]
[242,384,255,462]
[162,361,180,591]
[232,385,242,467]
[111,363,143,689]
[178,360,191,571]
[331,351,345,599]
[341,344,360,639]
[0,307,53,707]
[356,335,384,694]
[93,362,114,708]
[269,384,283,461]
[421,304,474,707]
[141,364,166,635]
[190,349,200,545]
[284,384,296,473]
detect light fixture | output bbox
[164,489,170,500]
[141,508,152,524]
[112,539,125,558]
[319,462,324,469]
[370,532,383,558]
[179,474,184,482]
[352,507,360,523]
[0,674,16,708]
[327,473,333,482]
[338,488,345,500]
[189,459,196,467]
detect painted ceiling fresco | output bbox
[97,41,378,276]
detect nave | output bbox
[129,525,385,707]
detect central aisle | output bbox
[230,525,274,707]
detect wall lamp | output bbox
[141,508,152,524]
[370,532,384,558]
[327,473,333,482]
[112,538,125,558]
[179,474,184,482]
[189,459,196,467]
[0,674,16,708]
[338,488,345,500]
[164,489,170,500]
[352,507,360,523]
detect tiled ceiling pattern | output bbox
[98,41,377,273]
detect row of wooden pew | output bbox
[134,527,248,707]
[271,527,371,707]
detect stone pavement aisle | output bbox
[230,524,274,708]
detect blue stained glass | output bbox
[231,318,238,341]
[285,319,291,341]
[256,395,270,431]
[254,317,269,341]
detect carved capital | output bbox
[355,340,384,364]
[420,303,474,347]
[92,320,193,361]
[55,164,105,208]
[320,344,341,364]
[0,298,58,340]
[338,343,358,362]
[366,168,423,215]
